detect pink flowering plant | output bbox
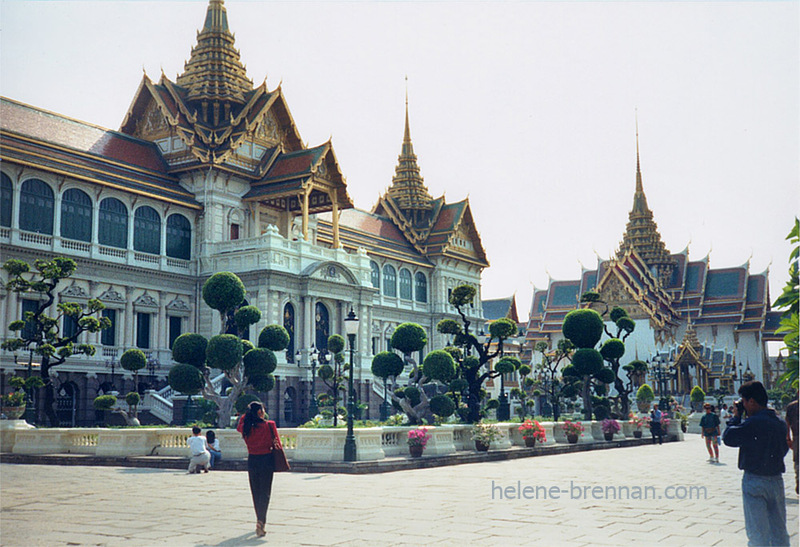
[628,413,645,430]
[601,418,620,435]
[518,419,547,442]
[562,420,585,436]
[407,428,431,448]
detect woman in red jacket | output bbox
[237,401,282,537]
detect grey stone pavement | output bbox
[1,435,797,547]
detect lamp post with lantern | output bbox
[296,345,324,418]
[343,307,359,462]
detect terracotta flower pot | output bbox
[409,445,424,458]
[475,440,490,452]
[524,436,537,448]
[567,433,579,444]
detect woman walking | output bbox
[700,403,721,463]
[237,401,283,537]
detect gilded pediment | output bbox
[135,100,170,140]
[592,274,649,320]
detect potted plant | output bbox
[518,419,546,447]
[1,390,26,419]
[636,384,655,413]
[471,421,502,451]
[562,420,584,444]
[690,386,706,413]
[676,411,689,433]
[601,418,620,441]
[407,428,431,458]
[628,413,645,438]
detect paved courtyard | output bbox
[1,435,797,546]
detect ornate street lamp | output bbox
[343,307,359,462]
[296,345,322,418]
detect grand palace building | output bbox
[0,0,488,426]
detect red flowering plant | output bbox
[628,412,645,430]
[407,428,431,448]
[562,420,585,436]
[518,419,547,442]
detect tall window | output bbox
[415,272,428,303]
[370,261,380,289]
[382,265,397,297]
[63,314,79,340]
[0,172,12,228]
[136,312,151,349]
[166,214,191,259]
[21,299,39,340]
[284,303,295,363]
[101,309,116,346]
[99,198,128,248]
[399,268,412,300]
[134,206,161,255]
[19,179,54,234]
[230,223,240,240]
[315,303,329,353]
[61,188,92,242]
[168,316,182,349]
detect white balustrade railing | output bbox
[142,391,173,424]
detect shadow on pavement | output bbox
[198,531,263,546]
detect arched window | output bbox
[99,198,128,249]
[415,272,428,303]
[284,303,295,363]
[1,172,12,228]
[19,179,54,234]
[134,206,161,255]
[382,265,397,297]
[370,261,380,289]
[60,188,92,242]
[166,214,191,259]
[399,268,412,300]
[315,302,330,353]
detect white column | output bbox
[156,291,166,352]
[53,191,63,240]
[125,286,135,348]
[303,296,313,350]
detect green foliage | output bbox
[636,383,655,402]
[242,339,255,353]
[429,394,456,418]
[258,324,290,351]
[318,364,334,381]
[690,385,706,402]
[119,348,146,372]
[172,333,208,368]
[518,364,532,376]
[9,377,26,390]
[235,305,262,333]
[390,323,427,355]
[371,352,405,380]
[495,357,517,375]
[562,309,604,349]
[168,363,205,395]
[243,348,277,377]
[422,350,457,383]
[489,318,518,340]
[235,393,261,414]
[403,386,421,406]
[449,284,476,307]
[599,339,625,361]
[202,272,246,313]
[206,334,243,371]
[596,367,616,384]
[327,334,346,355]
[93,394,117,411]
[580,291,601,303]
[450,378,469,392]
[774,218,799,389]
[437,319,462,335]
[248,373,275,392]
[485,398,500,410]
[609,306,627,323]
[443,346,463,362]
[125,391,141,407]
[571,348,604,376]
[462,356,480,370]
[615,317,635,335]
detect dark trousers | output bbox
[651,422,663,445]
[248,453,275,523]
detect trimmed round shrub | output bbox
[93,394,117,411]
[495,356,519,375]
[235,305,262,332]
[450,378,468,392]
[371,352,404,380]
[450,284,476,307]
[437,319,462,335]
[571,348,604,377]
[172,333,208,368]
[443,346,463,362]
[562,309,604,349]
[600,338,625,361]
[581,290,601,303]
[518,364,532,377]
[485,398,500,410]
[462,356,481,370]
[690,385,706,402]
[125,391,141,407]
[489,318,518,340]
[391,323,427,355]
[206,334,243,371]
[235,393,261,414]
[430,394,456,418]
[242,340,255,353]
[318,364,334,381]
[609,306,628,323]
[202,272,246,312]
[328,334,345,355]
[596,367,616,384]
[168,363,204,395]
[403,386,421,407]
[248,374,275,392]
[636,383,655,402]
[258,324,290,351]
[243,348,277,378]
[562,363,578,377]
[120,348,146,372]
[615,317,635,334]
[422,350,456,383]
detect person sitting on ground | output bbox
[206,430,222,469]
[187,426,210,474]
[700,403,721,463]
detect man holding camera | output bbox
[722,381,790,546]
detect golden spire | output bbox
[176,0,253,109]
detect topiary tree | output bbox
[92,391,142,426]
[690,385,706,411]
[436,284,520,423]
[318,334,346,426]
[494,356,519,420]
[371,351,404,420]
[2,257,111,426]
[429,393,456,420]
[202,271,246,334]
[636,383,656,412]
[119,348,146,393]
[530,339,576,421]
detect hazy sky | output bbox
[2,1,797,321]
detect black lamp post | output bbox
[146,357,160,390]
[105,359,117,393]
[497,372,510,421]
[343,307,359,462]
[297,346,321,418]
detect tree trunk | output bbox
[466,373,482,423]
[582,377,592,421]
[40,360,60,427]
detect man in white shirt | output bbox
[187,426,210,474]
